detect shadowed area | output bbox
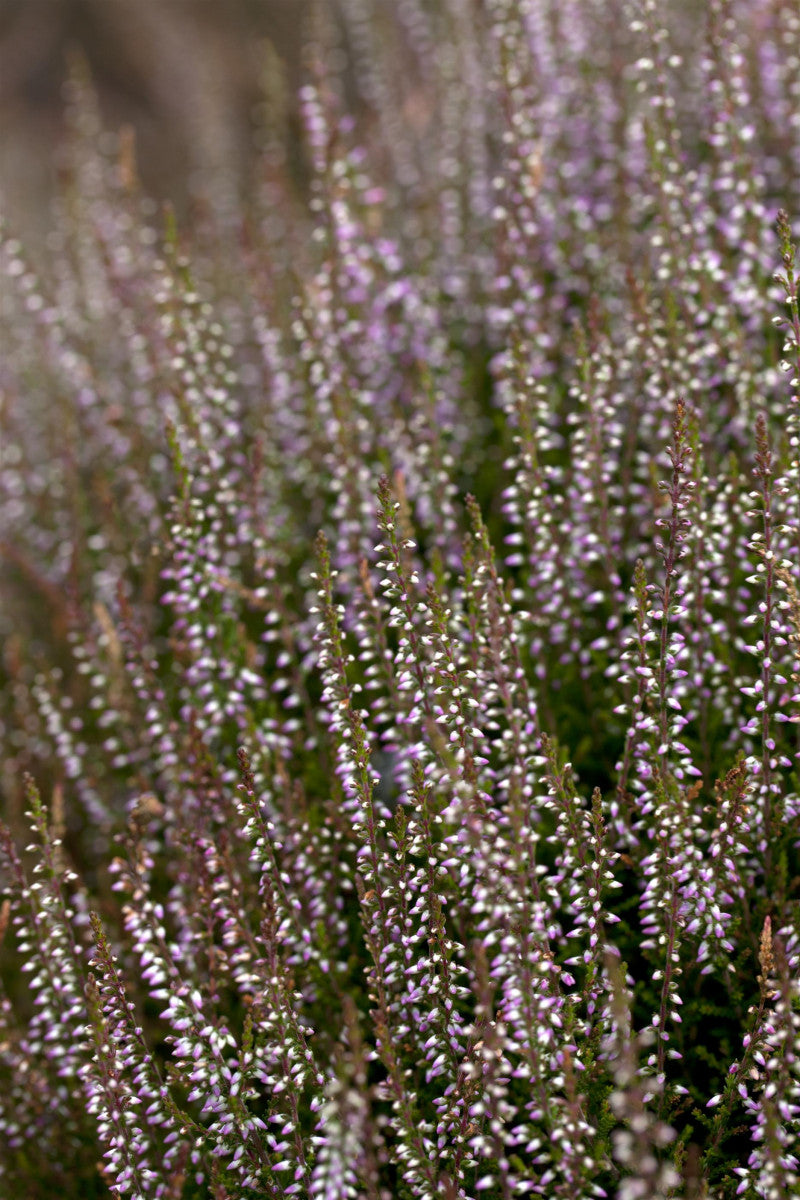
[0,0,308,231]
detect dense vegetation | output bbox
[1,1,800,1197]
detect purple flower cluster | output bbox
[1,1,800,1197]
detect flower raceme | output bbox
[1,2,800,1197]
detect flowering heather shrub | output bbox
[2,0,800,1197]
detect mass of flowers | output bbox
[1,1,800,1197]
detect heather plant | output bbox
[1,1,800,1198]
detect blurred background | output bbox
[0,0,312,234]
